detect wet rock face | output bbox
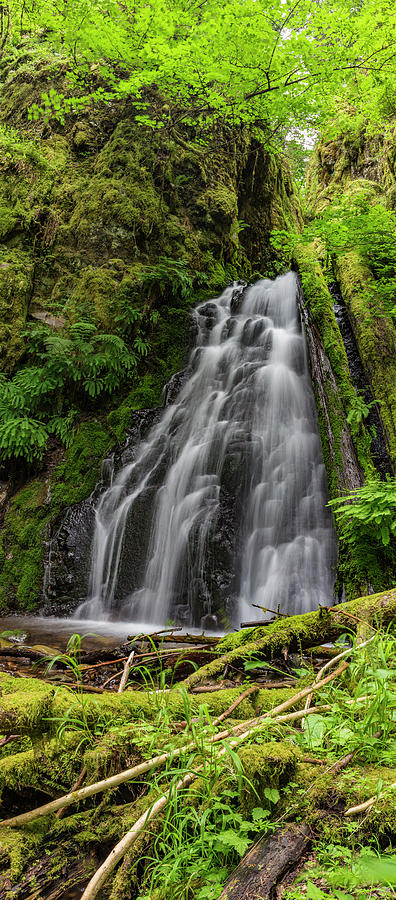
[41,407,162,615]
[329,281,393,479]
[42,402,244,627]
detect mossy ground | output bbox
[0,608,394,899]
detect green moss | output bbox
[255,687,300,713]
[291,761,396,841]
[0,680,54,733]
[197,184,238,225]
[0,827,43,884]
[0,249,33,371]
[335,250,396,465]
[0,732,80,796]
[239,741,300,811]
[0,421,113,609]
[51,421,113,505]
[66,265,119,329]
[294,242,374,486]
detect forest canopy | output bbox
[2,0,396,141]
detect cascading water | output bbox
[77,272,337,628]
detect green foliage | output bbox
[137,787,272,900]
[295,631,396,764]
[0,416,48,463]
[139,257,196,304]
[285,846,396,900]
[46,634,115,752]
[346,395,376,430]
[0,123,47,169]
[329,477,396,549]
[10,0,395,151]
[0,322,136,464]
[307,188,396,317]
[328,478,396,592]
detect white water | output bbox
[77,272,336,627]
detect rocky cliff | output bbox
[295,123,396,597]
[0,36,301,612]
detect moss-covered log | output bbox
[181,588,396,690]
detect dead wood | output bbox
[217,824,312,899]
[0,844,98,900]
[56,767,87,820]
[118,650,135,692]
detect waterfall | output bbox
[77,272,337,627]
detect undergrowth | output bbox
[17,626,391,898]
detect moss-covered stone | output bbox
[0,732,80,798]
[334,251,396,464]
[0,421,113,610]
[294,242,374,492]
[239,741,300,811]
[0,249,33,371]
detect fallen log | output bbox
[181,589,396,691]
[217,824,312,899]
[1,843,98,900]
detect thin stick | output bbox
[118,651,135,693]
[81,658,129,674]
[252,604,289,617]
[56,767,87,820]
[0,735,19,748]
[171,685,258,731]
[227,660,350,738]
[301,635,375,729]
[345,782,396,817]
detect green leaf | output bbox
[215,830,251,856]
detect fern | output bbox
[0,417,48,463]
[140,256,194,302]
[329,477,396,548]
[0,323,137,465]
[47,409,78,447]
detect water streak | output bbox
[77,272,336,626]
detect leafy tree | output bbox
[2,0,394,145]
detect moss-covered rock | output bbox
[334,251,396,463]
[0,250,33,371]
[0,421,113,610]
[239,741,300,811]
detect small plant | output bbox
[329,476,396,548]
[293,631,396,764]
[284,846,396,900]
[46,633,113,751]
[139,257,194,303]
[0,322,137,465]
[346,395,377,430]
